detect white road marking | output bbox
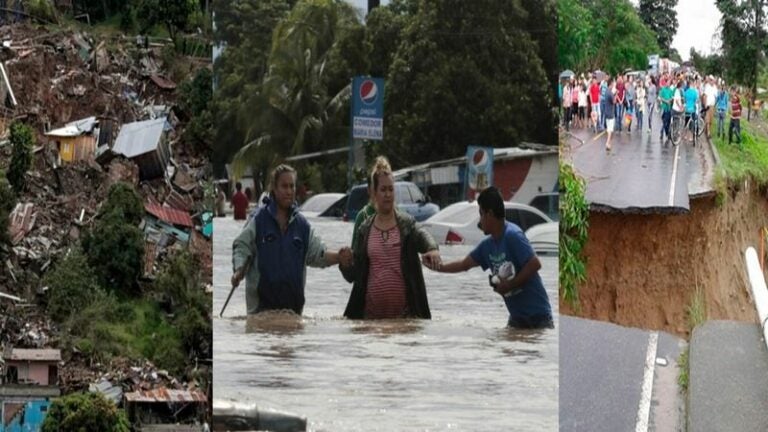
[636,331,659,432]
[668,144,680,206]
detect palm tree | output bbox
[231,0,358,179]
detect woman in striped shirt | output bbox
[339,165,441,319]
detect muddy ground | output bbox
[561,184,768,338]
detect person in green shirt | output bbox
[351,156,391,252]
[659,83,675,144]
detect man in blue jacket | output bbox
[231,164,350,315]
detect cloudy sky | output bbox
[629,0,721,59]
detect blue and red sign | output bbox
[352,76,384,140]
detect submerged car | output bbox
[345,181,440,222]
[299,193,345,218]
[419,201,552,245]
[525,222,558,256]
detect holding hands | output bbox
[339,247,353,268]
[421,250,442,271]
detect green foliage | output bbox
[100,182,144,225]
[712,117,768,187]
[230,0,359,178]
[8,122,34,194]
[558,0,659,75]
[385,0,552,165]
[23,0,58,23]
[153,251,211,361]
[559,159,589,307]
[136,0,197,41]
[119,7,137,33]
[41,392,129,432]
[44,247,102,322]
[179,68,213,152]
[686,283,707,331]
[365,4,410,78]
[0,171,15,248]
[678,349,689,392]
[83,211,144,296]
[638,0,678,55]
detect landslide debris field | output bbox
[0,22,212,398]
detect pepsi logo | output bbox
[472,149,488,167]
[360,80,378,105]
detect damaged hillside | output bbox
[0,17,212,430]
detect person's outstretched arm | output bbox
[437,255,478,273]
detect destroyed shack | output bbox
[142,203,194,279]
[44,116,114,163]
[124,387,207,431]
[112,117,171,180]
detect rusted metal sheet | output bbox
[144,203,193,228]
[124,387,207,403]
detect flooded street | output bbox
[213,216,558,431]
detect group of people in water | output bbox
[230,157,553,329]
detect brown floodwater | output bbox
[213,216,558,431]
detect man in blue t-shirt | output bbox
[684,81,700,141]
[433,187,553,329]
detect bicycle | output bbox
[670,111,685,146]
[684,109,706,146]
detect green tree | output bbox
[154,251,211,360]
[385,0,551,164]
[41,392,129,432]
[0,171,14,249]
[717,0,767,119]
[211,0,293,168]
[639,0,679,56]
[100,182,144,224]
[8,122,34,194]
[83,185,144,295]
[44,247,102,322]
[179,68,213,152]
[230,0,359,178]
[136,0,197,40]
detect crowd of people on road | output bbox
[560,71,744,152]
[227,160,554,330]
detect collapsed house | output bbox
[44,116,115,163]
[111,117,171,181]
[124,387,207,431]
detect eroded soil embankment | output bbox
[561,184,768,338]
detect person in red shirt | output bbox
[729,86,742,146]
[589,77,601,132]
[231,182,249,220]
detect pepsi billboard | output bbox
[351,76,384,140]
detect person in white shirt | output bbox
[704,76,718,139]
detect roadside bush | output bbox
[44,247,102,322]
[41,392,129,432]
[8,122,34,194]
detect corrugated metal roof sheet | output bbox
[145,203,194,228]
[45,116,98,137]
[113,118,167,159]
[6,348,61,362]
[165,190,193,212]
[124,387,207,403]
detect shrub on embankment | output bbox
[559,158,589,307]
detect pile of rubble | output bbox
[0,22,211,398]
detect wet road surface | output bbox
[565,111,717,214]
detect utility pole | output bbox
[368,0,380,15]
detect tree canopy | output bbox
[558,0,660,75]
